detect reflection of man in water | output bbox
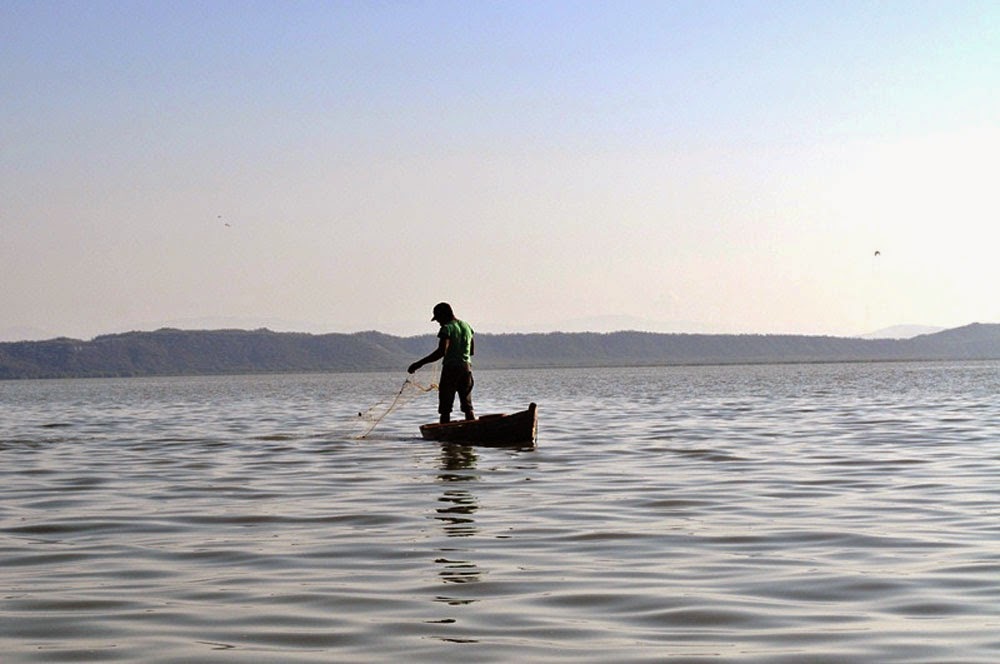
[408,302,475,424]
[437,444,479,538]
[435,443,481,589]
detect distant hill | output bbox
[1,324,999,380]
[859,324,946,339]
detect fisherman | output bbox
[408,302,475,424]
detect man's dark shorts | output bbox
[439,362,474,417]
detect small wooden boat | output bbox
[420,403,537,447]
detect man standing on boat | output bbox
[408,302,475,424]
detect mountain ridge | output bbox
[858,324,946,339]
[1,323,998,380]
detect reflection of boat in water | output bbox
[419,403,537,447]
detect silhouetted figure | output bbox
[408,302,475,424]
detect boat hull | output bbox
[420,403,537,447]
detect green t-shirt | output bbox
[438,319,474,367]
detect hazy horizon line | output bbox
[0,321,961,344]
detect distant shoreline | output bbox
[1,324,998,380]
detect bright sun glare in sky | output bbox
[2,1,998,340]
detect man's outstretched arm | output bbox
[408,337,450,374]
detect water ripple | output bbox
[2,364,1000,662]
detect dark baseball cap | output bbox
[431,302,453,321]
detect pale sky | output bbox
[3,1,998,341]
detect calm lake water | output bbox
[2,362,1000,663]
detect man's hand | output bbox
[407,362,421,374]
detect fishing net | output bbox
[355,366,439,439]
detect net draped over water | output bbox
[355,364,439,438]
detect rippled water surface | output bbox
[3,362,1000,662]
